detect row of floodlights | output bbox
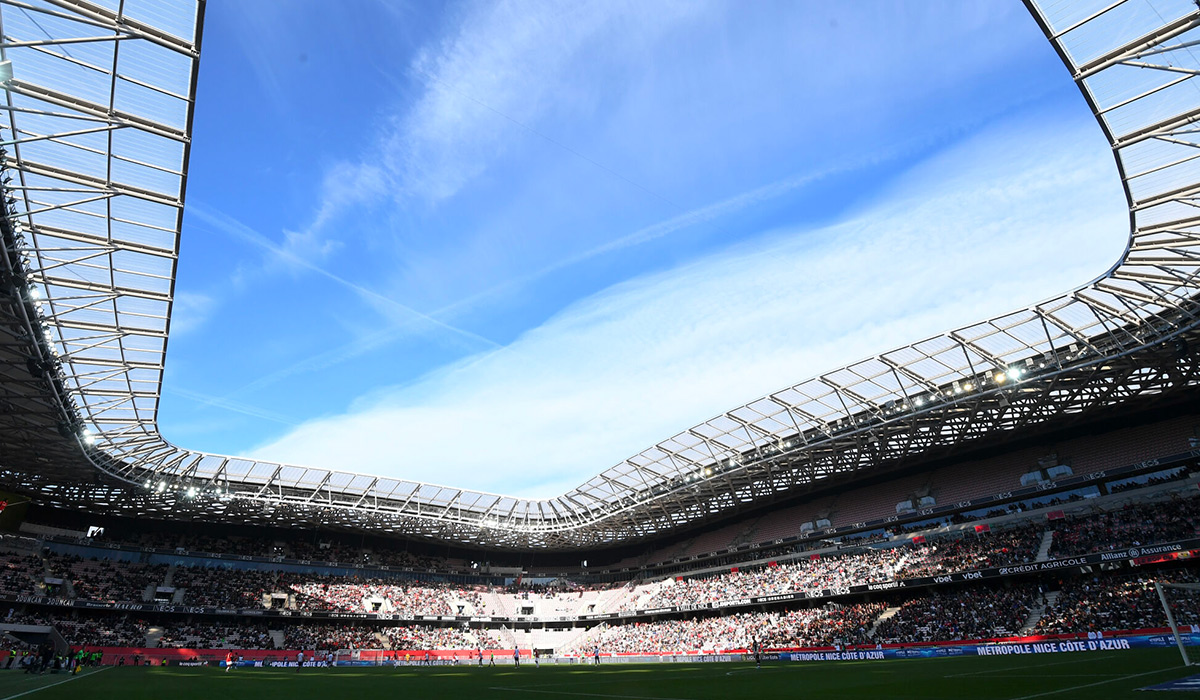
[681,452,756,484]
[681,467,715,484]
[23,283,62,359]
[4,250,65,365]
[141,478,232,501]
[639,447,792,498]
[2,174,73,365]
[3,231,90,440]
[878,364,1036,417]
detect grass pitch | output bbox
[1,649,1196,700]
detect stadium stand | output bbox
[1035,572,1200,634]
[584,416,1195,574]
[44,554,166,604]
[751,495,838,544]
[4,466,1197,618]
[1047,497,1200,558]
[172,565,277,608]
[16,415,1195,584]
[568,603,889,654]
[894,523,1044,578]
[834,472,933,526]
[872,585,1037,643]
[0,420,1197,662]
[158,622,274,650]
[283,624,382,652]
[381,625,503,651]
[927,450,1035,509]
[275,572,485,616]
[0,552,43,597]
[5,612,147,648]
[0,532,1197,658]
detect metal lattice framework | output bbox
[3,0,1200,550]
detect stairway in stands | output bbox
[528,626,590,654]
[623,581,667,611]
[559,623,607,656]
[498,625,518,649]
[144,564,172,603]
[485,590,516,618]
[1019,591,1060,634]
[867,606,902,639]
[593,583,637,614]
[1036,530,1055,562]
[50,560,76,599]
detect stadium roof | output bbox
[2,0,1200,549]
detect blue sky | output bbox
[162,0,1129,498]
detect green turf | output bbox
[2,650,1196,700]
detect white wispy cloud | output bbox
[390,0,707,205]
[189,1,684,365]
[223,4,290,116]
[209,105,972,407]
[169,292,217,335]
[300,0,712,238]
[189,203,499,353]
[431,127,952,322]
[309,161,388,233]
[279,0,1036,323]
[247,112,1128,498]
[165,386,300,427]
[206,157,871,403]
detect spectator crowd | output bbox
[1036,571,1200,634]
[873,585,1035,642]
[1047,498,1200,558]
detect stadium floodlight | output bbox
[1007,367,1023,382]
[28,286,39,300]
[1155,581,1200,667]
